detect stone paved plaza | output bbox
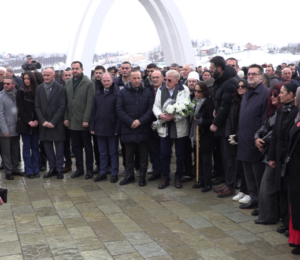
[0,159,299,260]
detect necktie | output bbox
[104,90,109,94]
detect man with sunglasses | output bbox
[237,64,269,215]
[153,70,190,189]
[0,77,25,180]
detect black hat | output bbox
[283,82,298,95]
[27,55,32,59]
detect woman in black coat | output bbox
[190,82,214,192]
[16,72,39,179]
[254,83,282,225]
[286,87,300,255]
[268,82,299,236]
[225,79,250,204]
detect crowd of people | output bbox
[0,54,300,254]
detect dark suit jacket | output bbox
[35,81,66,142]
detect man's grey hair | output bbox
[44,67,55,74]
[6,66,13,73]
[101,72,113,80]
[166,70,180,80]
[0,67,6,73]
[282,68,292,73]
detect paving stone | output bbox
[104,240,136,255]
[0,241,21,257]
[51,247,83,260]
[198,226,230,240]
[42,225,69,237]
[239,221,274,233]
[124,231,154,245]
[257,231,288,245]
[22,243,52,260]
[155,233,186,249]
[114,253,143,260]
[184,216,214,229]
[214,237,247,253]
[19,232,46,246]
[68,226,96,238]
[38,215,63,226]
[134,242,168,258]
[223,212,257,223]
[198,210,226,221]
[209,204,237,214]
[245,240,284,256]
[198,247,234,260]
[211,219,241,231]
[182,235,215,251]
[230,249,265,260]
[46,235,76,250]
[0,230,18,243]
[226,229,262,244]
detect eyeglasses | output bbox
[194,90,203,93]
[3,83,12,86]
[269,93,278,98]
[237,85,247,89]
[167,79,172,83]
[247,73,261,77]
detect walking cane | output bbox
[193,125,201,189]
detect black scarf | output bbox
[282,101,295,113]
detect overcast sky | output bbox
[1,0,299,56]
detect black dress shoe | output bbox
[94,174,107,182]
[181,176,193,183]
[148,174,161,181]
[5,174,14,180]
[34,172,40,178]
[212,176,225,185]
[56,171,64,179]
[110,175,118,183]
[12,171,25,176]
[174,178,182,189]
[285,230,289,237]
[43,168,57,178]
[93,166,100,174]
[119,175,135,185]
[26,174,35,179]
[276,225,288,233]
[85,172,94,179]
[192,182,204,189]
[239,200,257,209]
[292,246,300,255]
[62,166,72,173]
[289,243,297,247]
[71,170,84,178]
[251,208,259,216]
[139,176,147,187]
[255,219,277,225]
[39,165,46,172]
[202,186,212,193]
[158,178,170,189]
[235,179,241,189]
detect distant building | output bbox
[217,47,232,55]
[246,43,258,50]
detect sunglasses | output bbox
[167,79,172,83]
[3,83,12,86]
[237,85,247,89]
[269,93,278,98]
[194,90,203,93]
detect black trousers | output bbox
[220,137,236,189]
[184,138,193,177]
[69,130,93,173]
[121,142,140,170]
[0,136,20,174]
[64,126,72,167]
[124,142,148,176]
[39,141,48,167]
[237,160,248,194]
[148,136,161,175]
[197,151,213,187]
[213,138,225,178]
[44,141,64,172]
[280,176,290,228]
[92,135,100,167]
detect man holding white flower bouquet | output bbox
[153,70,191,189]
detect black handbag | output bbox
[0,188,7,203]
[281,133,300,177]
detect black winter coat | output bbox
[90,84,120,136]
[237,82,269,162]
[94,79,104,92]
[287,123,300,230]
[35,82,66,142]
[117,82,153,143]
[194,98,215,152]
[16,89,39,135]
[268,106,298,191]
[212,65,238,137]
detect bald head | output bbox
[43,68,55,84]
[101,72,113,90]
[282,68,292,81]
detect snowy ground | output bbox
[196,50,300,68]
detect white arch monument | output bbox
[66,0,195,75]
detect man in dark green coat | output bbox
[64,61,95,179]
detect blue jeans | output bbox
[97,136,119,176]
[22,133,40,175]
[160,134,186,180]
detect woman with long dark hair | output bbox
[190,81,215,192]
[268,82,298,236]
[254,83,282,225]
[226,79,250,204]
[286,87,300,255]
[16,71,39,178]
